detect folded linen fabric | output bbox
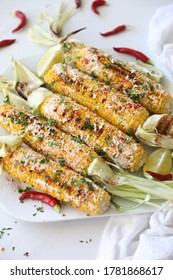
[97,202,173,260]
[148,3,173,75]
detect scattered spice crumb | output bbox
[1,247,5,251]
[79,239,92,243]
[23,252,29,257]
[36,207,44,213]
[12,246,15,251]
[0,227,13,239]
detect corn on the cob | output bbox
[63,43,173,114]
[44,63,149,134]
[40,93,147,171]
[0,103,98,175]
[2,146,111,215]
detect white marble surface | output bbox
[0,0,172,260]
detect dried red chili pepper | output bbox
[113,47,153,65]
[146,171,173,181]
[100,24,127,37]
[19,191,61,212]
[12,10,27,33]
[91,0,107,15]
[75,0,81,8]
[0,39,16,48]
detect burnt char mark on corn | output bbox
[3,146,111,215]
[44,63,149,134]
[40,93,147,171]
[0,104,98,175]
[65,43,173,114]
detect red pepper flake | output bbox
[83,57,90,64]
[146,171,173,181]
[91,0,107,15]
[75,0,81,9]
[12,10,27,33]
[19,191,60,212]
[113,47,153,65]
[0,39,16,48]
[100,25,127,37]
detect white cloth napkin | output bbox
[148,3,173,75]
[97,202,173,260]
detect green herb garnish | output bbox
[71,135,85,144]
[81,118,95,131]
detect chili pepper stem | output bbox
[53,204,61,212]
[146,59,154,66]
[10,11,16,17]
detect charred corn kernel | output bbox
[3,146,111,215]
[40,94,147,171]
[44,63,149,134]
[0,103,98,175]
[64,43,173,114]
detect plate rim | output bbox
[0,50,169,222]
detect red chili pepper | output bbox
[100,24,127,37]
[75,0,81,8]
[91,0,107,15]
[12,10,27,33]
[146,171,173,181]
[19,191,61,212]
[113,47,153,65]
[0,39,16,48]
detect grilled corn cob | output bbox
[63,42,173,114]
[0,103,98,175]
[44,63,149,134]
[40,93,147,171]
[2,146,111,215]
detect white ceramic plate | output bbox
[0,50,171,222]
